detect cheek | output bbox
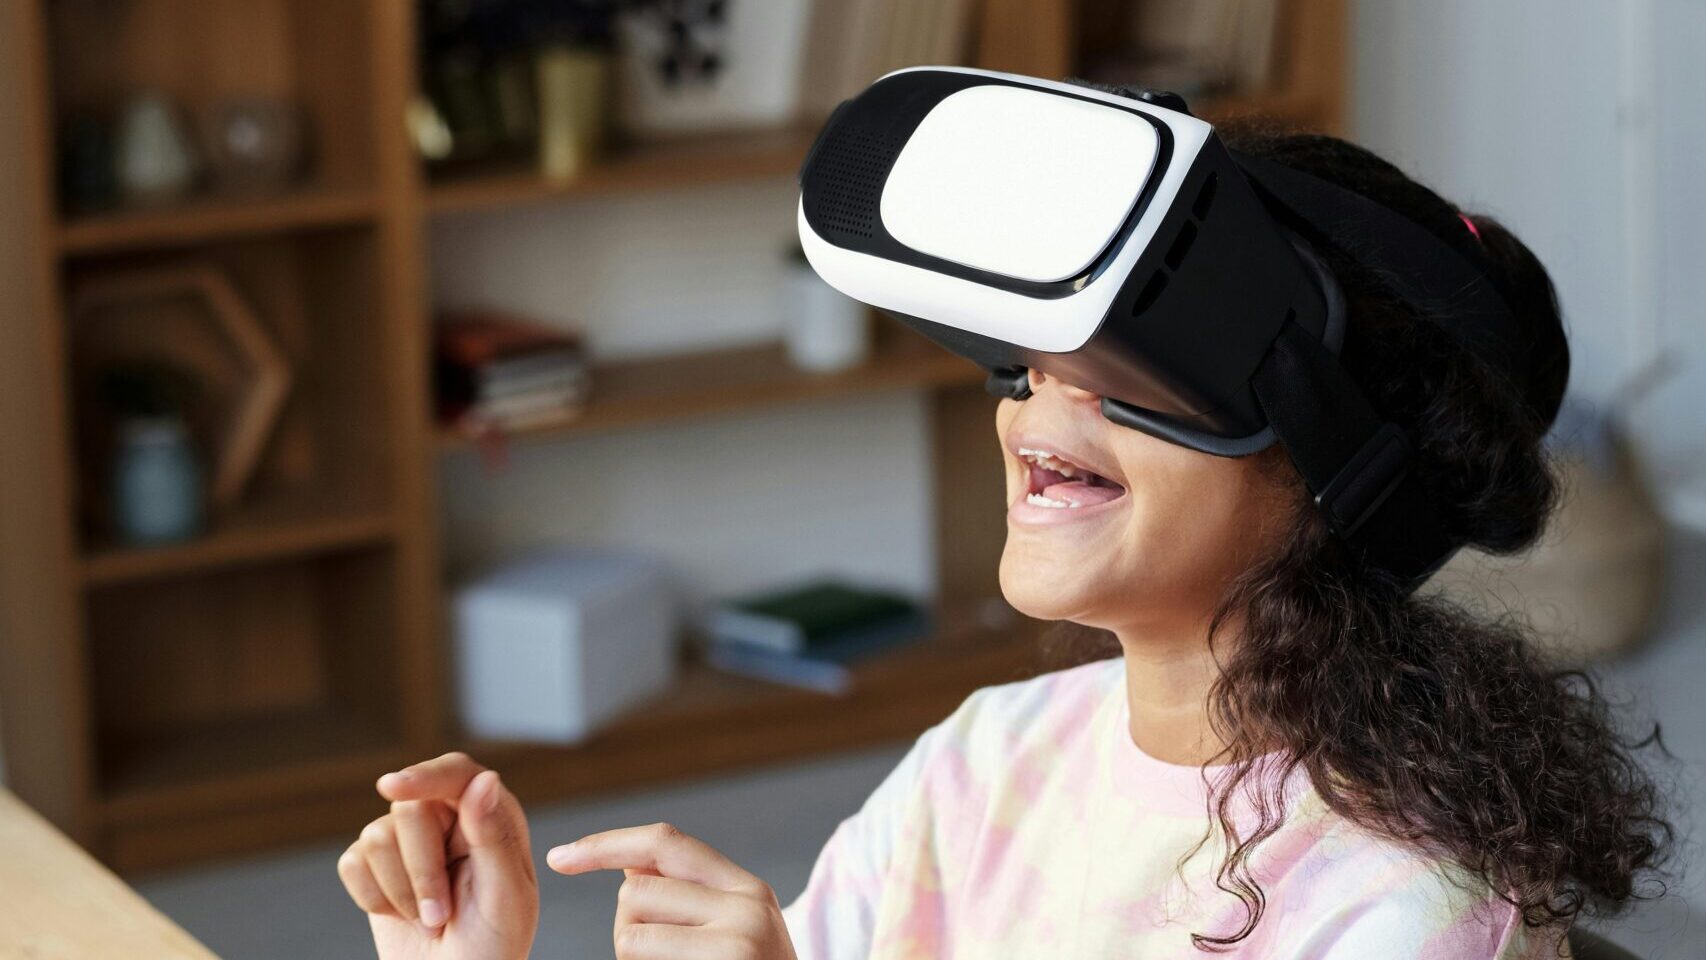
[1117,460,1202,553]
[994,408,1287,622]
[1111,447,1278,581]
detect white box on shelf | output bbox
[453,546,678,744]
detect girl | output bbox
[337,122,1670,959]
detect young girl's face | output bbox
[994,368,1293,635]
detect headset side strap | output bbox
[1232,152,1524,382]
[1251,321,1459,584]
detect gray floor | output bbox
[139,533,1706,959]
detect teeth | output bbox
[1025,493,1082,509]
[1017,446,1082,479]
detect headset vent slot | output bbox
[1131,271,1168,316]
[1193,173,1219,220]
[1165,221,1198,270]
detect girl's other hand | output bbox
[337,752,539,960]
[549,822,798,960]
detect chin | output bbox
[997,543,1103,624]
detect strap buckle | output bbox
[1314,422,1413,538]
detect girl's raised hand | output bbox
[337,752,539,960]
[549,822,799,960]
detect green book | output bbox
[704,579,922,654]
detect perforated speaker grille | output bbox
[809,124,906,241]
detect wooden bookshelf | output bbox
[81,502,395,586]
[429,127,817,217]
[98,708,404,824]
[0,0,1348,873]
[438,324,984,453]
[58,186,381,255]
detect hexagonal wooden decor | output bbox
[72,265,292,508]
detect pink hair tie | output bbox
[1458,212,1482,242]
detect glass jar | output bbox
[112,417,205,545]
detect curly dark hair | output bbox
[1047,116,1672,951]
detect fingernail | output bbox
[483,772,502,813]
[419,897,447,928]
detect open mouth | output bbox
[1018,446,1127,510]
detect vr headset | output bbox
[797,66,1525,585]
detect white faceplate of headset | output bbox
[800,66,1214,355]
[879,85,1159,284]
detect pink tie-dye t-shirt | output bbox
[782,657,1560,959]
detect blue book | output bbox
[704,609,932,694]
[703,579,923,654]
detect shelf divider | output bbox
[58,185,381,256]
[427,127,816,217]
[437,328,985,453]
[82,500,395,587]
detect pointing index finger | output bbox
[547,822,757,893]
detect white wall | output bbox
[1646,1,1706,527]
[1352,0,1706,529]
[429,178,940,607]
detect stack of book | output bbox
[701,579,932,695]
[436,310,592,436]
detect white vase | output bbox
[615,0,813,139]
[117,91,198,206]
[783,264,869,372]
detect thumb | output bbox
[456,770,536,902]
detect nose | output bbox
[1026,367,1101,404]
